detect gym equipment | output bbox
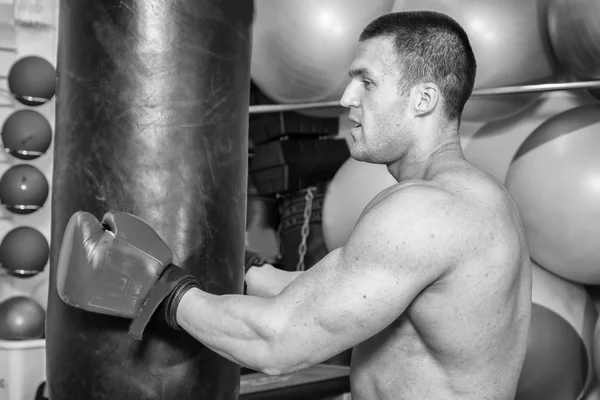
[247,80,600,115]
[278,185,327,272]
[462,105,544,183]
[1,109,52,160]
[516,262,597,400]
[248,81,339,143]
[392,0,557,122]
[7,56,56,106]
[505,104,600,284]
[249,112,339,146]
[548,0,600,100]
[45,0,253,399]
[250,137,350,196]
[251,0,394,117]
[322,158,395,251]
[0,226,49,277]
[0,296,45,340]
[0,164,49,214]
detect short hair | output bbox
[359,11,477,121]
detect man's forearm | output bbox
[176,287,284,374]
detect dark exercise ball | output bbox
[1,109,53,160]
[35,381,49,400]
[0,226,49,277]
[514,262,596,399]
[7,56,56,106]
[0,296,45,340]
[0,164,49,214]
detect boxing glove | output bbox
[56,211,200,340]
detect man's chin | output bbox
[349,146,365,161]
[350,148,373,164]
[350,148,389,165]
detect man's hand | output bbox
[245,260,304,297]
[244,250,305,297]
[56,211,200,340]
[244,250,269,271]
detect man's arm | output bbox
[177,186,466,375]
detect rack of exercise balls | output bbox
[0,35,56,400]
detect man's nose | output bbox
[340,81,358,109]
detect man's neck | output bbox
[387,131,464,183]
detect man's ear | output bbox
[412,83,439,116]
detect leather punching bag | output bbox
[46,1,253,399]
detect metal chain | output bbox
[296,187,315,271]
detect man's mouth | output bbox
[349,117,362,129]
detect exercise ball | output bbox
[505,105,600,284]
[547,0,600,103]
[0,296,45,340]
[462,115,534,183]
[322,158,395,250]
[7,56,56,106]
[1,110,53,160]
[0,164,49,214]
[35,382,49,400]
[516,262,596,400]
[548,0,600,81]
[0,226,49,277]
[251,0,395,118]
[461,92,587,183]
[392,0,557,122]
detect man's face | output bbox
[340,36,413,164]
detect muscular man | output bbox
[56,11,531,400]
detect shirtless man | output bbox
[243,12,532,399]
[56,11,531,400]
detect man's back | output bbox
[349,161,532,400]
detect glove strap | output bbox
[128,264,197,340]
[162,275,199,331]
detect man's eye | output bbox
[362,80,372,88]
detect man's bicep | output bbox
[319,193,458,341]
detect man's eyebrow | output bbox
[348,67,372,79]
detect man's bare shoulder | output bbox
[363,168,513,233]
[345,181,479,281]
[361,180,475,232]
